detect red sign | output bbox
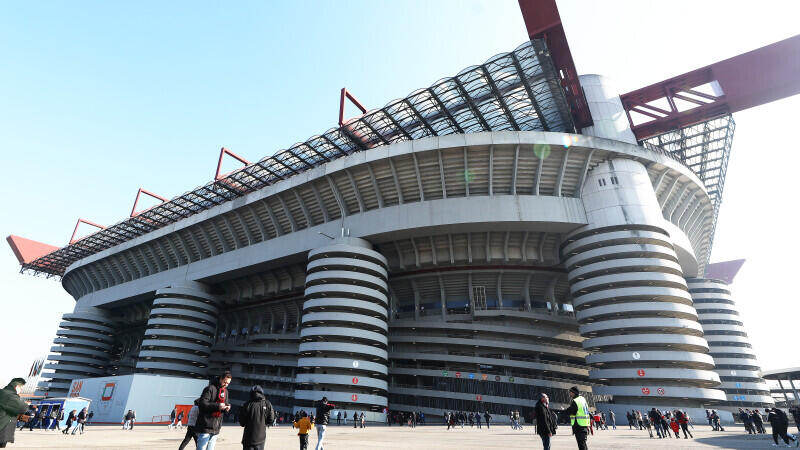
[637,369,646,377]
[481,374,488,381]
[352,377,359,384]
[657,388,665,396]
[476,395,482,401]
[351,394,358,401]
[455,372,461,378]
[641,387,650,395]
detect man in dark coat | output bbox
[314,397,335,450]
[238,385,275,450]
[0,378,28,448]
[196,370,232,450]
[767,408,797,447]
[534,393,556,450]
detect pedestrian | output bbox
[169,407,177,430]
[71,408,87,435]
[48,408,61,432]
[130,410,137,429]
[562,387,590,450]
[360,412,365,428]
[767,407,797,447]
[635,410,643,430]
[752,409,766,434]
[122,410,133,430]
[706,409,713,427]
[336,412,341,426]
[648,408,662,438]
[63,410,75,435]
[475,411,482,429]
[293,411,313,450]
[238,385,275,450]
[669,417,680,438]
[0,378,29,448]
[342,411,347,426]
[196,370,232,450]
[791,407,800,435]
[484,411,491,430]
[313,397,335,450]
[608,410,616,430]
[534,393,557,450]
[739,408,753,434]
[18,405,36,432]
[176,410,185,430]
[711,410,724,431]
[676,410,692,439]
[87,411,93,424]
[36,406,47,430]
[178,399,199,450]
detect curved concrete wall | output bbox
[39,299,115,396]
[136,281,219,378]
[295,238,390,419]
[562,158,725,403]
[687,278,774,408]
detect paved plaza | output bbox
[5,424,797,449]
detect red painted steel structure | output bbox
[214,147,251,180]
[130,188,167,217]
[69,218,105,245]
[621,34,800,141]
[339,88,368,126]
[6,235,59,265]
[518,0,592,130]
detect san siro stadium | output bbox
[7,40,773,422]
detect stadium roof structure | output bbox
[18,39,576,279]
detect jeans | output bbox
[315,425,327,450]
[196,433,218,450]
[539,433,551,450]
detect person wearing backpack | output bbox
[238,385,275,450]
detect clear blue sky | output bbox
[2,0,799,386]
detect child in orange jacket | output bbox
[293,411,314,450]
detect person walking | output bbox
[178,400,199,450]
[767,407,797,447]
[36,407,47,430]
[753,409,766,434]
[562,386,590,450]
[18,405,36,432]
[294,411,313,450]
[711,410,724,431]
[647,409,662,438]
[635,410,643,430]
[342,411,347,426]
[475,411,482,429]
[196,370,232,450]
[175,411,185,431]
[739,408,753,434]
[360,412,365,428]
[48,408,62,432]
[336,412,341,426]
[608,410,616,430]
[238,385,275,450]
[122,410,133,430]
[169,408,177,430]
[534,393,556,450]
[676,410,692,439]
[130,410,137,430]
[314,397,335,450]
[484,411,492,430]
[71,408,87,435]
[0,378,29,448]
[63,410,76,435]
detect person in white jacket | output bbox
[178,400,200,450]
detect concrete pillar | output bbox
[136,281,219,378]
[562,158,725,405]
[578,74,637,144]
[294,237,389,422]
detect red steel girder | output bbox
[215,147,251,180]
[518,0,592,129]
[130,188,167,217]
[621,34,800,140]
[69,218,105,245]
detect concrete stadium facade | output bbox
[39,125,754,419]
[25,52,772,419]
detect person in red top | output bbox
[675,410,693,439]
[669,417,680,438]
[196,370,232,450]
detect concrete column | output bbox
[562,158,726,405]
[136,281,219,378]
[40,298,115,396]
[294,237,389,422]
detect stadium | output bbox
[7,1,798,424]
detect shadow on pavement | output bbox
[695,432,795,449]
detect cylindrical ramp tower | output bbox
[136,281,219,378]
[687,278,774,407]
[295,237,389,421]
[42,302,114,395]
[562,159,725,405]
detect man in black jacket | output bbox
[562,387,590,450]
[314,397,335,450]
[534,393,556,450]
[238,385,275,450]
[196,370,232,450]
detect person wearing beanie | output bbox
[0,378,29,448]
[238,385,275,450]
[562,386,590,450]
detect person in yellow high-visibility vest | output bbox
[563,386,590,450]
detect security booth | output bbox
[34,397,92,428]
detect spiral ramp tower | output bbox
[295,237,390,420]
[561,159,726,405]
[686,278,774,407]
[41,303,115,396]
[136,281,220,378]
